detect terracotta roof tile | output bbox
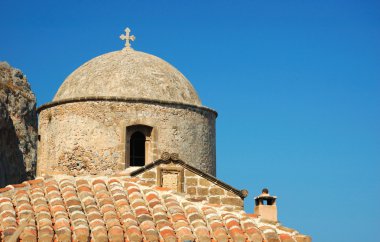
[29,179,54,242]
[108,179,142,242]
[0,195,17,242]
[202,206,229,242]
[0,176,310,241]
[279,233,297,242]
[59,178,89,242]
[14,189,37,241]
[260,226,281,242]
[240,213,264,241]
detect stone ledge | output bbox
[37,96,218,117]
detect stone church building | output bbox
[0,28,311,241]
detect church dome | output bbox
[53,49,201,106]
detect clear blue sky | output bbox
[1,0,379,241]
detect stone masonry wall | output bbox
[183,169,244,211]
[37,101,216,177]
[135,162,244,211]
[0,62,37,187]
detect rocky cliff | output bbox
[0,62,37,187]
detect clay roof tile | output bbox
[0,176,308,241]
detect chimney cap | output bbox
[255,188,277,199]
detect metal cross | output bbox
[120,27,135,50]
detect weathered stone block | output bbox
[186,178,198,186]
[184,170,196,177]
[210,187,225,195]
[142,171,156,179]
[197,187,208,196]
[199,179,211,186]
[221,197,243,207]
[208,196,221,204]
[186,187,196,195]
[227,191,236,197]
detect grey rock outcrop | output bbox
[0,62,37,187]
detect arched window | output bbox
[125,124,153,167]
[130,131,146,166]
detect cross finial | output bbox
[120,27,135,50]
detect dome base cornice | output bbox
[37,96,217,117]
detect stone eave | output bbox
[130,158,248,199]
[36,96,218,117]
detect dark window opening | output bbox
[130,132,145,166]
[263,198,274,205]
[255,197,275,206]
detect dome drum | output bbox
[37,100,216,176]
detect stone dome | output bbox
[53,49,201,106]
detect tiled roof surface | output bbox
[0,176,310,242]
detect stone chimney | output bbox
[254,188,278,222]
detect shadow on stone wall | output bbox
[0,105,26,187]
